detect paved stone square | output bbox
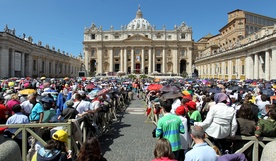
[99,95,157,161]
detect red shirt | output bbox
[0,103,7,122]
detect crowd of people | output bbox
[148,79,276,161]
[0,76,136,161]
[1,76,276,161]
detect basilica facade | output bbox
[83,7,193,76]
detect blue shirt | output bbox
[6,112,30,139]
[29,102,44,121]
[185,142,218,161]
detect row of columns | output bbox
[97,47,169,74]
[198,48,276,80]
[0,46,79,78]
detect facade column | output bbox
[141,47,145,74]
[120,48,123,71]
[265,50,270,80]
[152,48,156,72]
[187,47,192,77]
[110,48,114,72]
[271,48,276,79]
[254,53,259,79]
[0,47,9,78]
[84,49,89,73]
[173,48,179,74]
[148,48,152,74]
[245,55,254,79]
[10,49,15,77]
[124,48,127,73]
[162,47,166,73]
[97,47,103,74]
[131,47,135,73]
[28,55,33,77]
[21,53,25,77]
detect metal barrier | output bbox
[0,122,72,161]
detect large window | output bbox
[156,49,161,56]
[49,62,51,73]
[181,33,185,39]
[91,34,95,39]
[33,60,36,71]
[42,61,45,73]
[91,49,95,57]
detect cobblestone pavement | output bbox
[98,95,157,161]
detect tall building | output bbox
[0,25,82,78]
[83,6,193,77]
[195,9,276,80]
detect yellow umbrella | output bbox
[64,77,70,80]
[41,76,46,80]
[8,82,15,87]
[19,89,36,95]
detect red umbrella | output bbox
[82,77,87,81]
[147,84,163,91]
[97,88,111,96]
[86,84,95,90]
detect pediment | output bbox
[124,34,151,41]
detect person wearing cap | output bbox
[186,100,202,123]
[175,104,192,161]
[32,129,72,161]
[194,93,237,154]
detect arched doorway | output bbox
[180,59,187,74]
[90,59,96,75]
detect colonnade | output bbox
[197,47,276,80]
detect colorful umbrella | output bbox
[86,84,95,90]
[147,84,163,91]
[160,91,183,101]
[19,89,36,95]
[40,76,46,80]
[64,77,70,81]
[97,88,111,96]
[8,82,15,87]
[160,85,179,92]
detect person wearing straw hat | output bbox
[32,129,72,161]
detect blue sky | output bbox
[1,0,275,57]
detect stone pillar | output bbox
[120,48,123,71]
[271,48,276,79]
[245,55,254,79]
[187,47,192,77]
[110,48,114,72]
[84,49,89,73]
[148,48,152,74]
[162,47,166,73]
[173,48,178,74]
[97,47,103,74]
[141,47,145,74]
[0,47,9,78]
[29,55,33,77]
[124,48,127,73]
[254,53,259,79]
[152,48,156,72]
[21,53,25,77]
[265,50,270,80]
[10,49,15,77]
[131,48,135,73]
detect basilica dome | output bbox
[127,6,152,30]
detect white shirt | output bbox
[20,100,33,115]
[195,103,237,139]
[73,100,89,114]
[171,99,181,114]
